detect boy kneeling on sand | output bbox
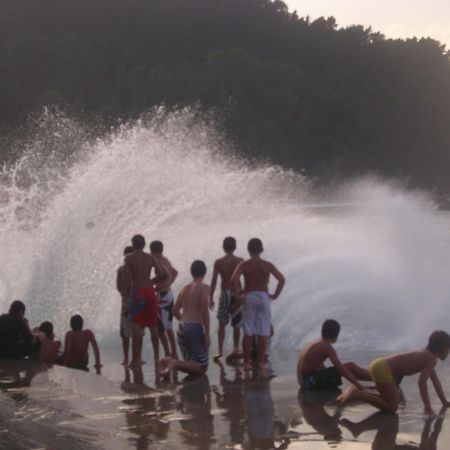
[338,330,450,415]
[159,260,210,377]
[298,319,370,390]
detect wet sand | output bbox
[1,351,450,449]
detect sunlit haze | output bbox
[285,0,450,47]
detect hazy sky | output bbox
[285,0,450,47]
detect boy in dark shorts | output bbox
[338,330,450,414]
[210,237,243,359]
[297,319,369,390]
[159,260,210,377]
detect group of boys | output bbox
[116,234,285,377]
[297,319,450,415]
[0,300,102,372]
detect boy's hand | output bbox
[269,294,277,300]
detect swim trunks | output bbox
[299,367,342,390]
[242,291,271,337]
[129,287,157,328]
[369,358,395,384]
[217,289,242,327]
[177,323,209,370]
[157,290,175,332]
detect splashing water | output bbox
[0,109,449,353]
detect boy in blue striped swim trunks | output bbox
[210,237,243,359]
[231,238,285,372]
[159,260,210,377]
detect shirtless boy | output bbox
[338,330,450,415]
[150,240,179,358]
[33,321,61,365]
[123,234,165,367]
[210,237,243,359]
[297,319,369,390]
[63,314,102,372]
[116,245,134,365]
[159,260,210,377]
[231,238,285,371]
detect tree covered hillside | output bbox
[1,0,450,190]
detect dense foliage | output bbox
[1,0,450,190]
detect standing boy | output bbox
[123,234,165,367]
[116,245,135,365]
[150,240,179,358]
[210,237,243,359]
[231,238,285,371]
[338,330,450,415]
[297,319,369,390]
[159,260,210,377]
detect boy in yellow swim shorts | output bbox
[338,330,450,415]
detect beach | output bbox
[1,347,450,450]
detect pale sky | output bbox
[285,0,450,47]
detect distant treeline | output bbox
[1,0,450,191]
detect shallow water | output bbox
[2,349,450,450]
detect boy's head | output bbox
[123,246,134,256]
[131,234,145,250]
[9,300,25,317]
[223,237,236,253]
[321,319,341,342]
[39,321,54,339]
[247,238,263,256]
[70,314,84,331]
[426,330,450,360]
[150,240,163,255]
[190,260,207,279]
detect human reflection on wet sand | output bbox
[244,375,290,449]
[298,388,342,443]
[340,408,445,450]
[120,366,172,450]
[0,359,43,402]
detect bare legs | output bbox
[233,326,241,352]
[121,337,130,365]
[129,324,144,366]
[344,362,372,381]
[159,356,205,377]
[243,334,268,370]
[337,383,399,413]
[149,326,160,365]
[215,325,241,359]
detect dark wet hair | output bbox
[223,237,236,253]
[123,246,134,256]
[70,314,84,331]
[247,238,263,255]
[190,260,207,278]
[39,321,54,339]
[322,319,341,340]
[150,240,163,254]
[131,234,145,249]
[426,330,450,354]
[9,300,25,316]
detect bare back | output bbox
[298,340,334,374]
[124,250,158,289]
[240,257,272,293]
[64,330,93,367]
[215,254,243,290]
[178,282,209,324]
[386,350,437,377]
[155,255,177,292]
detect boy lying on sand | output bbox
[337,330,450,415]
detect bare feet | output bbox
[127,359,146,368]
[159,357,174,379]
[337,386,358,405]
[120,359,129,366]
[243,362,252,371]
[213,353,222,360]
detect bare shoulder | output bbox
[85,329,95,339]
[201,282,211,292]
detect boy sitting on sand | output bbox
[33,321,61,364]
[298,319,369,390]
[337,330,450,415]
[159,260,210,377]
[63,314,102,373]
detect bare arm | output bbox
[122,259,133,297]
[268,263,285,300]
[202,286,211,347]
[419,358,437,415]
[88,331,102,368]
[150,257,167,285]
[173,288,184,321]
[328,347,364,390]
[209,261,219,309]
[430,369,450,407]
[231,262,244,299]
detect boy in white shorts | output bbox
[231,238,285,371]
